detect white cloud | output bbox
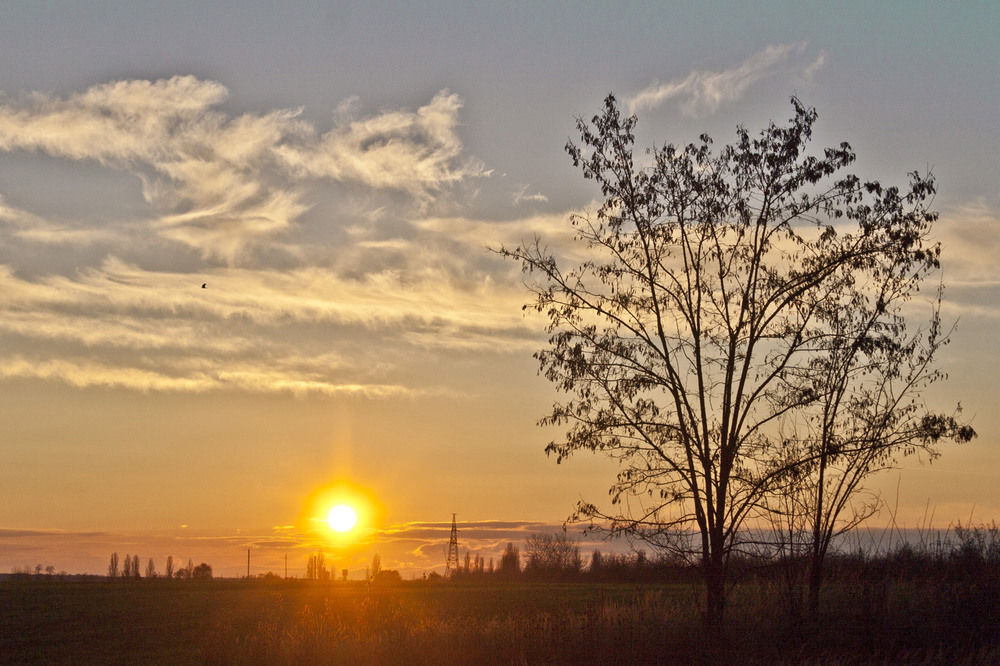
[933,200,1000,319]
[937,200,1000,284]
[0,252,535,396]
[512,185,548,205]
[0,78,485,262]
[0,77,544,399]
[0,195,120,246]
[627,42,822,116]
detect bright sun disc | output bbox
[327,504,357,532]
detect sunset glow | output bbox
[0,3,996,586]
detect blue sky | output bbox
[0,1,997,577]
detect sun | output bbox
[327,504,358,532]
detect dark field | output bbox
[2,575,999,665]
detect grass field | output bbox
[2,575,999,664]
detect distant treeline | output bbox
[444,524,1000,588]
[104,552,212,580]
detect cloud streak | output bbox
[0,256,537,396]
[0,77,553,397]
[627,42,825,116]
[0,77,485,262]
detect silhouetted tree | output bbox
[192,563,213,579]
[108,552,119,579]
[524,533,581,578]
[501,94,970,629]
[131,554,140,579]
[760,288,974,619]
[307,552,330,580]
[499,542,521,579]
[146,558,156,578]
[372,568,402,583]
[589,550,603,575]
[165,555,174,580]
[367,553,382,582]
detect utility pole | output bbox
[445,513,460,577]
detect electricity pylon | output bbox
[445,513,460,576]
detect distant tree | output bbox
[306,552,329,580]
[45,565,55,577]
[122,553,132,578]
[524,533,582,578]
[590,550,603,575]
[146,558,156,578]
[499,542,521,578]
[368,553,382,582]
[165,555,174,580]
[108,552,119,579]
[372,568,402,584]
[132,554,141,579]
[186,559,194,578]
[192,563,213,579]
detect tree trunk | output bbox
[807,546,824,619]
[704,550,727,635]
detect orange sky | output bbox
[1,3,998,577]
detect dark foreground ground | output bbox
[2,577,998,665]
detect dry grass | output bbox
[4,531,999,666]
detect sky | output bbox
[0,1,998,579]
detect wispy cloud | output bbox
[512,185,548,205]
[0,249,535,396]
[627,42,824,116]
[0,196,121,246]
[934,200,1000,319]
[0,77,543,397]
[0,77,485,262]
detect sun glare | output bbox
[302,479,384,547]
[327,504,358,532]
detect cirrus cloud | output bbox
[627,42,825,117]
[0,77,485,262]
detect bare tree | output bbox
[132,554,140,579]
[523,532,582,578]
[501,94,967,629]
[146,558,156,579]
[108,552,119,579]
[761,290,974,618]
[165,555,174,580]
